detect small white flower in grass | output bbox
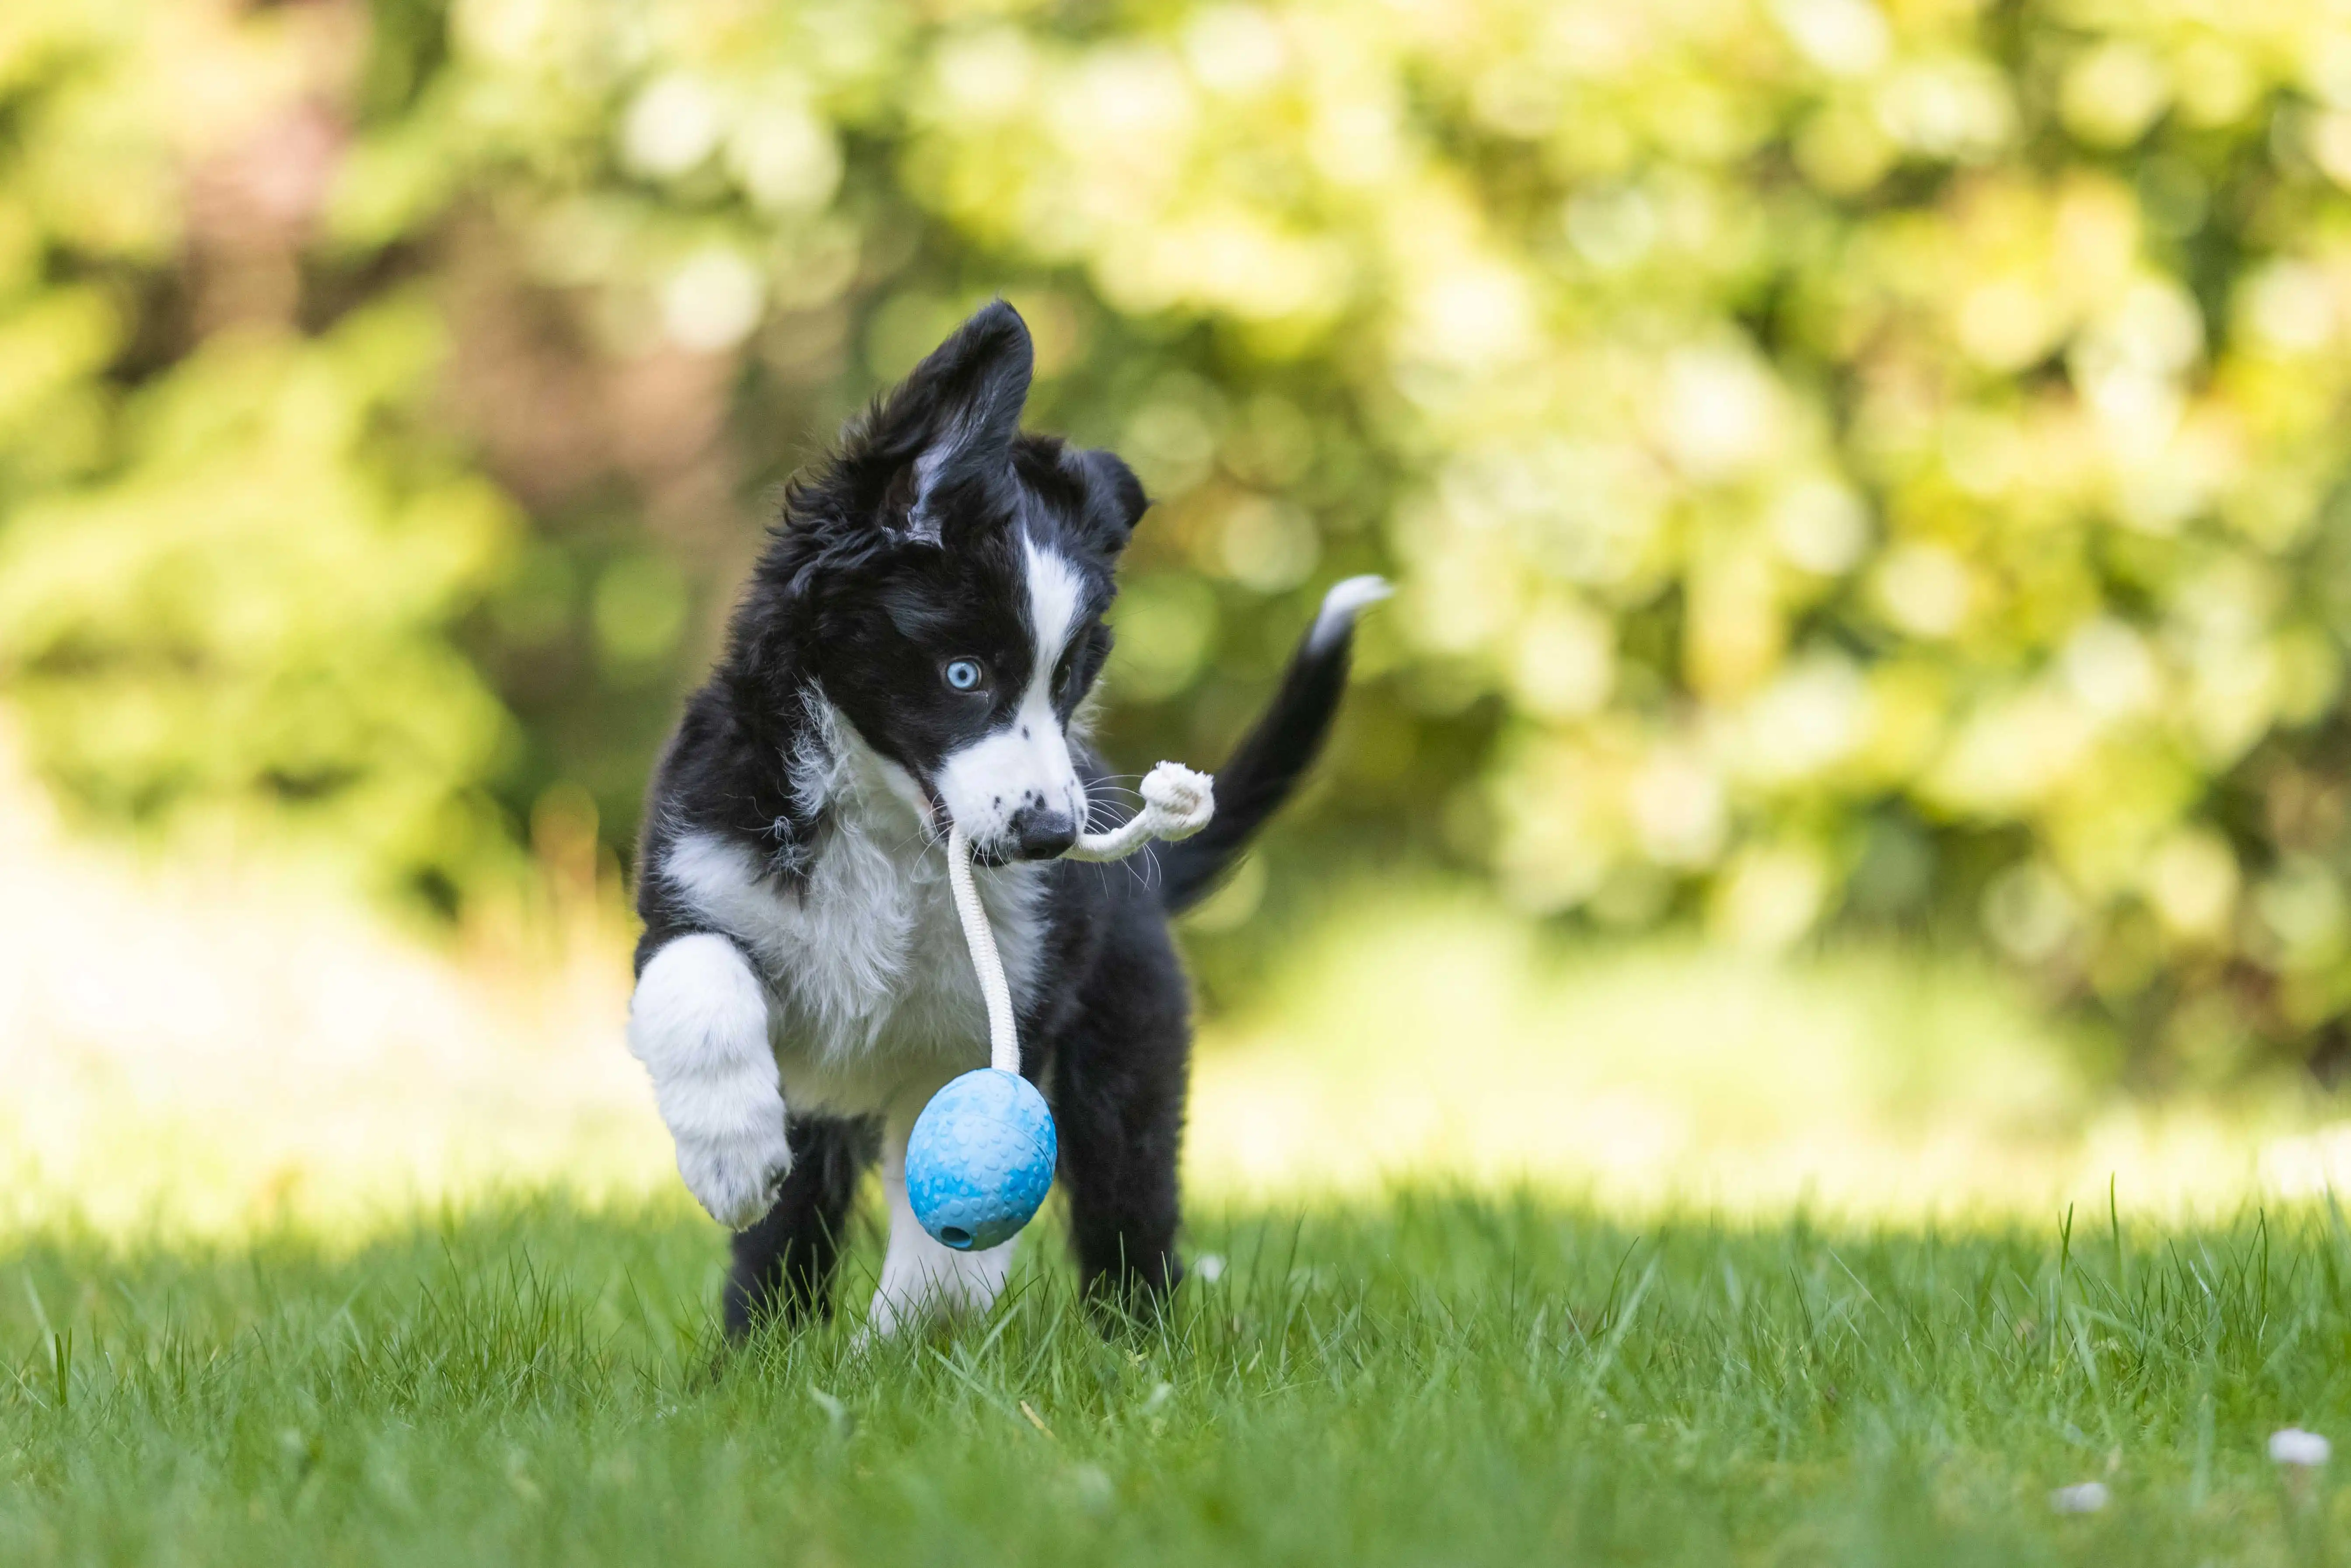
[1194,1253,1226,1284]
[2271,1428,2332,1467]
[2049,1482,2109,1514]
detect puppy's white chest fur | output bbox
[657,700,1046,1118]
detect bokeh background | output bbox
[9,0,2351,1232]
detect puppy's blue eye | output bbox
[944,659,984,692]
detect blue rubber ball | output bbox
[905,1069,1057,1251]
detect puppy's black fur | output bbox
[632,301,1372,1332]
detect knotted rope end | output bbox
[1137,760,1213,841]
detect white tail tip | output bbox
[1309,575,1393,654]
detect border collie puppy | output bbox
[627,300,1384,1336]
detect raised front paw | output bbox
[675,1120,793,1231]
[629,933,792,1230]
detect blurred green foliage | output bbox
[6,0,2351,1076]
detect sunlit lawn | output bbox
[2,1190,2346,1566]
[10,794,2351,1563]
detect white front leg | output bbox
[868,1107,1015,1336]
[628,933,793,1230]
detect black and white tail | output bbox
[1155,576,1389,914]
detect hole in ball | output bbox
[941,1226,973,1249]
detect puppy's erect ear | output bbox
[858,299,1034,545]
[1070,447,1150,555]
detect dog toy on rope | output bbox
[904,763,1216,1251]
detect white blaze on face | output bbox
[933,536,1088,850]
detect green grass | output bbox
[2,1191,2347,1565]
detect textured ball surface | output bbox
[905,1069,1057,1251]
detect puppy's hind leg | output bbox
[1052,940,1191,1315]
[726,1114,877,1337]
[866,1109,1016,1337]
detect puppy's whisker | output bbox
[1078,785,1139,815]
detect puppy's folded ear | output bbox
[1070,447,1150,554]
[853,299,1034,545]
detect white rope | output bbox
[946,761,1216,1075]
[947,822,1022,1075]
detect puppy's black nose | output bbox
[1009,805,1076,861]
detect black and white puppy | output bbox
[627,300,1385,1336]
